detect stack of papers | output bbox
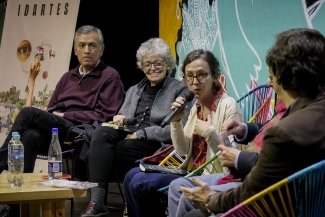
[38,180,98,190]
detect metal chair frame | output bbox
[221,159,325,217]
[237,84,273,124]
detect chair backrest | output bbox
[246,87,273,124]
[221,159,325,217]
[138,145,176,165]
[158,149,185,168]
[237,84,273,123]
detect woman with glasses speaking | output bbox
[123,49,244,217]
[81,38,190,216]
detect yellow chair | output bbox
[220,159,325,217]
[158,149,185,168]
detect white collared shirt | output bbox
[78,60,101,77]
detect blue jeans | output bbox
[0,107,75,172]
[168,173,242,217]
[124,167,182,217]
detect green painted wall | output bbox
[161,0,325,100]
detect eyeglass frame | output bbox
[183,72,210,84]
[142,60,165,71]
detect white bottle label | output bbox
[48,162,62,173]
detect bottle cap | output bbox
[12,132,19,136]
[52,128,59,133]
[13,134,20,140]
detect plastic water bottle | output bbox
[48,128,62,180]
[8,133,24,188]
[7,132,19,184]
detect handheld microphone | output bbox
[160,90,195,127]
[123,118,137,126]
[48,102,65,113]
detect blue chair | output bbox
[236,84,273,123]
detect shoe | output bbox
[81,201,109,217]
[0,205,11,217]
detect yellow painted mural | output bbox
[159,0,182,57]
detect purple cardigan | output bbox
[47,61,124,124]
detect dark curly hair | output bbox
[266,28,325,97]
[182,49,222,93]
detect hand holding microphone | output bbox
[160,90,195,127]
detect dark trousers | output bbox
[124,167,181,217]
[0,107,75,173]
[88,126,161,188]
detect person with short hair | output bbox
[0,25,124,173]
[181,28,325,217]
[81,38,191,217]
[123,49,243,217]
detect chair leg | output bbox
[105,169,126,211]
[70,198,74,217]
[114,170,126,204]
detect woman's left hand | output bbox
[125,132,137,139]
[194,113,212,136]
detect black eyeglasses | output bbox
[143,60,165,70]
[184,72,209,83]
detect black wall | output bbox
[69,0,159,91]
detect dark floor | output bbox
[63,159,126,217]
[65,183,126,217]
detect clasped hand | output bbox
[113,115,126,126]
[113,115,138,139]
[194,113,212,136]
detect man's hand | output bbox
[180,177,216,214]
[218,144,240,167]
[221,119,246,137]
[194,114,212,136]
[52,111,64,118]
[42,106,48,112]
[113,115,126,126]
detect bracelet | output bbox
[205,192,217,214]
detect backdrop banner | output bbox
[0,0,79,141]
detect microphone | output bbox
[160,90,195,127]
[48,102,65,113]
[123,118,137,126]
